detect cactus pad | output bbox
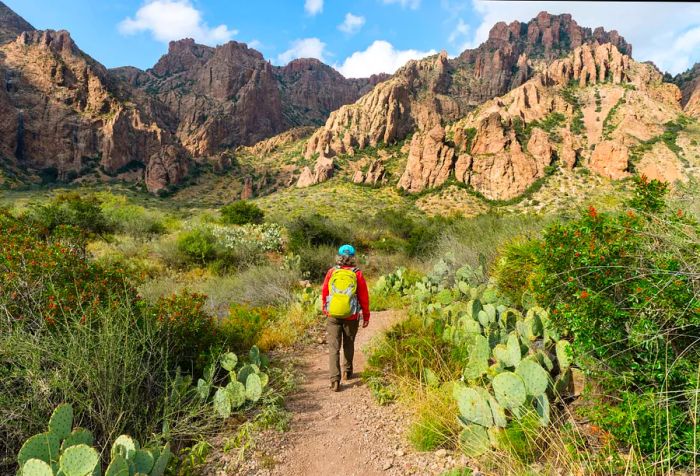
[515,358,549,397]
[259,372,269,389]
[132,449,154,474]
[21,459,54,476]
[18,432,60,466]
[61,429,94,451]
[506,333,522,367]
[105,455,129,476]
[492,372,527,410]
[59,444,99,476]
[463,335,489,380]
[249,346,262,366]
[220,352,238,371]
[213,387,232,418]
[245,373,263,402]
[196,379,211,400]
[237,365,255,384]
[488,396,507,428]
[48,403,74,441]
[454,386,493,428]
[556,340,572,370]
[111,435,137,461]
[225,381,247,408]
[458,424,490,457]
[534,394,550,426]
[459,317,481,335]
[423,368,439,388]
[149,444,172,476]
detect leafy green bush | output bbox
[530,177,699,467]
[99,193,166,235]
[26,192,111,236]
[176,229,216,265]
[219,305,275,352]
[286,213,353,253]
[220,201,265,225]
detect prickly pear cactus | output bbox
[20,458,54,476]
[59,444,99,476]
[48,403,73,441]
[458,424,490,457]
[60,429,94,452]
[237,364,256,384]
[105,455,130,476]
[454,385,493,428]
[245,373,263,402]
[133,449,155,474]
[17,432,60,467]
[111,435,138,461]
[220,352,238,371]
[492,372,527,410]
[213,387,232,418]
[515,358,549,397]
[226,381,247,408]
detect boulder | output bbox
[590,140,630,179]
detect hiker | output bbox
[321,244,370,392]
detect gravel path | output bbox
[230,310,470,476]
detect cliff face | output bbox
[0,29,188,192]
[112,40,389,157]
[674,63,700,118]
[400,43,687,201]
[0,0,34,44]
[303,11,632,164]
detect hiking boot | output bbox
[344,371,353,380]
[330,381,340,392]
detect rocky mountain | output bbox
[400,42,690,200]
[0,27,189,192]
[0,0,32,43]
[0,1,384,191]
[673,63,700,118]
[303,11,631,170]
[111,39,388,157]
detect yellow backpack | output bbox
[326,267,359,318]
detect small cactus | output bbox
[105,455,129,476]
[454,385,493,428]
[48,403,73,441]
[226,381,247,409]
[249,346,262,367]
[17,432,60,467]
[213,387,232,418]
[515,358,549,397]
[20,459,54,476]
[492,372,527,410]
[58,444,100,476]
[220,352,238,371]
[245,373,263,402]
[458,424,490,457]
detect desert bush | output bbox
[294,244,337,282]
[99,193,167,235]
[525,177,699,468]
[177,228,216,265]
[220,200,265,225]
[219,305,275,352]
[25,192,111,236]
[286,213,353,252]
[492,238,540,306]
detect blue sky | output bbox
[5,1,700,77]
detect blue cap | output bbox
[338,244,356,257]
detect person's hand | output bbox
[362,319,369,328]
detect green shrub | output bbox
[176,229,216,265]
[219,305,275,352]
[294,244,336,282]
[26,192,111,236]
[493,239,540,306]
[220,201,265,225]
[286,213,353,253]
[99,193,166,235]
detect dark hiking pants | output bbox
[327,317,360,383]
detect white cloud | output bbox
[463,0,700,74]
[119,0,236,45]
[338,13,366,34]
[248,39,263,51]
[448,18,470,45]
[278,38,327,64]
[305,0,323,16]
[336,40,436,78]
[381,0,421,10]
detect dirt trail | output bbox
[236,310,468,476]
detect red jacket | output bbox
[321,266,370,322]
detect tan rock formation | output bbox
[305,12,631,161]
[637,142,686,184]
[590,141,630,179]
[398,126,455,192]
[296,156,335,188]
[353,160,386,185]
